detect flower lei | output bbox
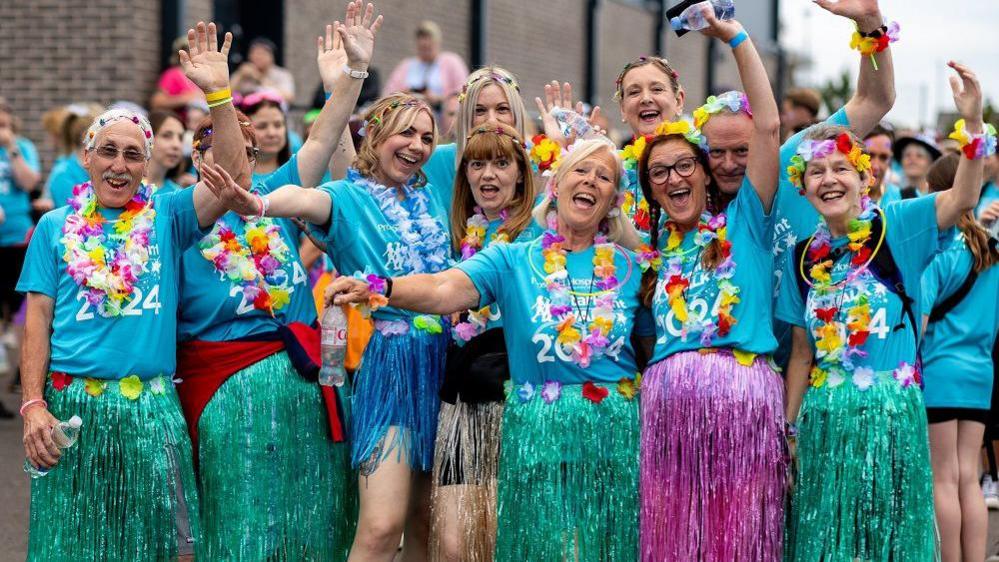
[61,181,156,317]
[659,212,739,346]
[620,136,652,232]
[948,119,998,160]
[529,134,561,173]
[541,218,621,367]
[787,132,873,195]
[849,22,899,70]
[800,195,886,388]
[693,91,752,129]
[198,212,293,316]
[453,208,512,343]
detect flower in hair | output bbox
[693,91,752,129]
[654,118,708,152]
[786,133,871,194]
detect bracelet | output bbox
[342,65,369,80]
[207,97,233,109]
[19,399,47,417]
[245,193,268,219]
[351,270,389,316]
[384,277,394,299]
[949,119,998,160]
[205,87,232,103]
[849,21,899,71]
[728,30,748,49]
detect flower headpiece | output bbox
[653,117,708,152]
[693,91,752,129]
[358,98,429,137]
[613,56,680,101]
[787,133,873,194]
[85,108,154,158]
[457,71,520,103]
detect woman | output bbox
[207,90,447,561]
[146,111,186,193]
[314,138,651,560]
[431,122,542,562]
[241,90,294,184]
[174,4,380,559]
[43,104,101,207]
[777,61,987,561]
[635,11,784,561]
[922,152,999,562]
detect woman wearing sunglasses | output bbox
[172,3,381,559]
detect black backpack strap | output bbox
[900,186,919,200]
[928,267,979,323]
[864,212,920,347]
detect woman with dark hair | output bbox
[242,91,293,183]
[146,111,186,193]
[922,151,999,562]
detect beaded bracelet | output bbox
[949,119,998,160]
[19,399,47,417]
[849,21,899,70]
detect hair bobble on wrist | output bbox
[850,21,899,70]
[19,399,47,417]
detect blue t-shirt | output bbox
[976,181,999,220]
[776,196,946,383]
[920,232,999,409]
[423,142,459,214]
[178,156,316,342]
[156,178,182,195]
[46,153,88,209]
[313,173,452,323]
[879,183,903,207]
[0,137,41,246]
[650,179,777,363]
[16,188,206,379]
[457,239,654,385]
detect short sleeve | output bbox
[423,144,458,212]
[17,137,40,173]
[313,180,356,253]
[732,177,774,248]
[884,194,944,274]
[16,213,58,298]
[775,245,807,327]
[454,243,511,309]
[164,187,209,250]
[633,305,656,337]
[258,154,302,195]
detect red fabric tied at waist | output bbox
[176,321,346,449]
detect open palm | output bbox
[338,1,382,68]
[179,21,233,93]
[317,23,348,90]
[813,0,881,21]
[948,61,983,122]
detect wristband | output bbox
[207,97,233,109]
[20,399,47,417]
[351,270,389,316]
[205,87,232,104]
[245,193,268,220]
[728,30,748,49]
[849,21,899,71]
[384,277,394,299]
[325,90,333,101]
[949,119,998,161]
[342,65,369,80]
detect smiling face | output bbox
[466,154,521,219]
[901,144,932,182]
[249,104,286,159]
[83,121,150,208]
[472,84,514,128]
[619,64,684,137]
[554,146,619,234]
[375,110,435,187]
[864,134,892,189]
[702,112,752,195]
[151,116,184,171]
[803,150,867,226]
[646,138,709,229]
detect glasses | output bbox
[648,157,698,184]
[94,144,146,163]
[197,144,260,162]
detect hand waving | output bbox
[948,61,983,126]
[179,22,233,93]
[813,0,883,30]
[317,23,348,91]
[534,82,603,147]
[337,1,383,70]
[201,163,258,216]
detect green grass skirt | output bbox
[786,373,937,561]
[196,351,358,561]
[28,375,202,561]
[494,382,640,561]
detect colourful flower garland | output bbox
[620,136,652,232]
[693,91,752,129]
[541,220,621,368]
[199,213,293,316]
[948,119,998,160]
[529,134,561,173]
[787,132,873,195]
[453,208,512,344]
[61,181,156,317]
[515,375,642,404]
[849,22,899,70]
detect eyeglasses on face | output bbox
[648,156,698,183]
[94,144,146,163]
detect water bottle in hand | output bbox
[319,305,348,387]
[24,415,83,479]
[550,107,603,141]
[670,0,736,32]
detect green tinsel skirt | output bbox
[197,351,358,561]
[786,370,937,561]
[28,374,201,562]
[494,381,640,561]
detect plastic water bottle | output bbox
[550,107,603,141]
[319,306,348,387]
[24,415,83,478]
[670,0,736,31]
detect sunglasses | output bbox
[94,144,146,163]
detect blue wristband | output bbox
[729,30,748,49]
[325,91,333,101]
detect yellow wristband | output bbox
[207,97,233,109]
[205,87,232,103]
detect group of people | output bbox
[6,0,999,561]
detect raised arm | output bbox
[201,163,333,225]
[699,9,780,211]
[935,61,987,230]
[326,269,480,315]
[299,1,382,187]
[814,0,895,136]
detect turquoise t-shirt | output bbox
[46,153,88,208]
[976,181,999,220]
[0,137,41,246]
[650,178,777,363]
[16,188,206,379]
[423,142,459,215]
[920,232,999,409]
[879,183,902,207]
[178,156,316,342]
[313,172,452,323]
[456,238,654,385]
[156,178,182,195]
[776,196,945,383]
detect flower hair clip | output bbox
[787,133,872,194]
[693,91,752,129]
[850,21,899,70]
[654,118,709,152]
[948,119,998,161]
[457,72,520,103]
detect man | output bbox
[893,132,941,199]
[697,90,753,206]
[863,123,903,206]
[780,87,822,141]
[231,37,296,102]
[17,22,248,562]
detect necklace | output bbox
[61,181,156,317]
[453,207,513,343]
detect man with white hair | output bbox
[16,22,249,561]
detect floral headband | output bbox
[693,91,752,129]
[613,56,680,101]
[191,121,253,151]
[787,133,873,194]
[85,108,154,158]
[358,98,429,137]
[466,125,527,149]
[653,118,709,152]
[457,72,520,103]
